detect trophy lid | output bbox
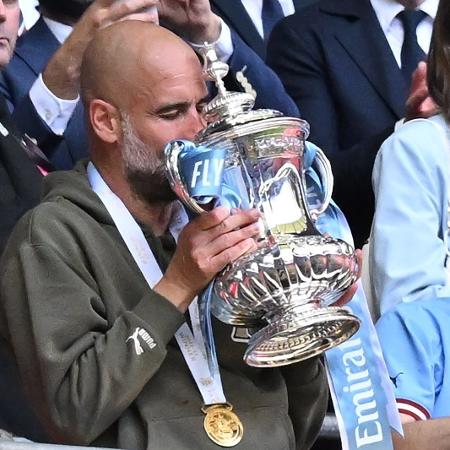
[196,44,309,143]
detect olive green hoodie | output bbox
[0,162,327,450]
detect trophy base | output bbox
[244,305,360,367]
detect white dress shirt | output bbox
[240,0,295,39]
[370,0,438,67]
[19,0,40,34]
[205,0,295,62]
[28,18,79,136]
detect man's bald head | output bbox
[80,21,202,111]
[80,20,209,207]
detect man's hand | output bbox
[158,0,221,44]
[155,206,261,312]
[331,248,362,307]
[43,0,159,100]
[405,61,439,122]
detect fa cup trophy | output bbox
[165,45,360,367]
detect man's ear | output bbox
[89,99,121,144]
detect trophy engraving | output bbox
[165,44,360,367]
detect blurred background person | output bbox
[370,0,450,447]
[0,0,46,441]
[0,0,159,170]
[209,0,317,60]
[2,0,301,171]
[267,0,438,248]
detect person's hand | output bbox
[331,248,362,307]
[154,206,261,312]
[84,0,159,29]
[158,0,221,44]
[43,0,160,100]
[405,61,439,121]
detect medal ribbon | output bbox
[87,162,226,406]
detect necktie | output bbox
[397,9,427,83]
[262,0,284,41]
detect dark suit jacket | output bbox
[0,18,299,172]
[0,17,88,170]
[0,95,42,254]
[224,29,299,116]
[0,94,46,441]
[211,0,317,60]
[267,0,409,247]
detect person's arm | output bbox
[41,0,160,101]
[1,238,185,444]
[376,301,449,449]
[0,0,160,167]
[225,29,299,116]
[371,119,450,313]
[393,419,450,450]
[376,303,441,423]
[0,206,260,444]
[158,0,299,117]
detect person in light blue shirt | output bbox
[371,0,450,437]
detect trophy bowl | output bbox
[164,45,360,367]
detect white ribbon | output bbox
[87,162,226,405]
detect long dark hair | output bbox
[428,0,450,122]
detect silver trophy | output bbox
[165,45,360,367]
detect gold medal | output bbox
[202,403,244,447]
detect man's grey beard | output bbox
[121,115,176,204]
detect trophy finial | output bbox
[200,42,229,96]
[197,43,256,123]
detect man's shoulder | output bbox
[380,116,450,167]
[7,168,101,249]
[2,19,58,84]
[282,0,367,26]
[8,196,83,248]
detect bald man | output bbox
[0,21,327,449]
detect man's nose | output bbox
[185,108,207,141]
[0,2,6,22]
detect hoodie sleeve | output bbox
[0,237,185,445]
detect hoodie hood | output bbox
[41,160,115,227]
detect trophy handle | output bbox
[309,148,333,219]
[164,140,209,215]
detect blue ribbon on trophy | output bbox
[305,142,402,450]
[176,140,243,210]
[174,139,402,450]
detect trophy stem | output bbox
[243,304,360,367]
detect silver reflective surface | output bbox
[165,44,360,367]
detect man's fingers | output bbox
[211,238,257,271]
[194,206,231,230]
[98,0,160,25]
[195,207,260,232]
[407,85,429,109]
[116,9,159,24]
[331,249,361,307]
[332,282,359,307]
[208,209,261,237]
[406,86,431,120]
[409,61,427,93]
[206,222,260,256]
